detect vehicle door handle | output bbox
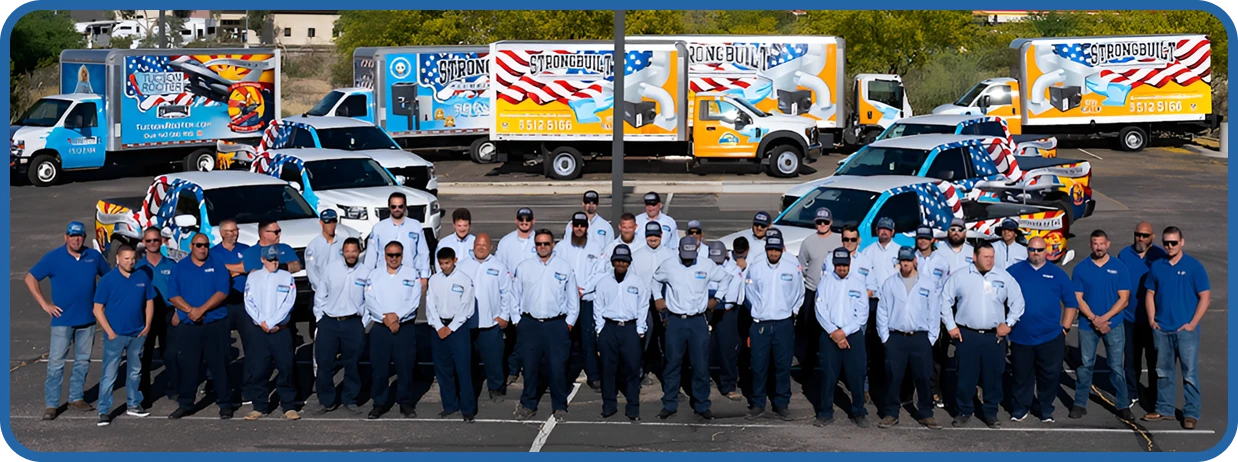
[706,127,716,131]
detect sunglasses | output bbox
[572,223,588,228]
[841,237,858,243]
[949,227,965,232]
[517,218,533,223]
[1028,247,1046,253]
[1163,240,1180,247]
[389,204,406,210]
[753,224,769,229]
[192,243,210,249]
[1135,232,1152,239]
[385,253,403,258]
[535,242,554,247]
[143,238,161,243]
[687,230,702,235]
[264,229,282,235]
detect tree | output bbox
[10,10,83,75]
[795,10,976,75]
[248,10,273,44]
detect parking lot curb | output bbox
[438,180,799,195]
[1185,144,1228,159]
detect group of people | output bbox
[27,190,1210,431]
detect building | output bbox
[215,10,339,47]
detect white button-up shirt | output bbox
[587,269,650,335]
[603,234,646,258]
[631,243,675,298]
[935,242,976,276]
[244,268,297,327]
[940,264,1025,331]
[435,232,476,273]
[877,272,942,344]
[366,218,431,279]
[312,259,367,321]
[305,233,345,291]
[427,269,475,332]
[814,270,868,336]
[635,212,679,250]
[861,240,901,296]
[744,256,804,321]
[563,214,614,245]
[364,265,421,323]
[496,230,538,273]
[553,238,606,301]
[512,255,580,325]
[652,258,731,316]
[456,255,514,329]
[917,251,953,290]
[993,240,1028,269]
[713,259,745,309]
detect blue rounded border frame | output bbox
[2,1,1234,459]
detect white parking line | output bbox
[529,382,582,452]
[1078,149,1104,160]
[561,420,1214,434]
[664,192,675,214]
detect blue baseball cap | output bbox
[583,190,600,204]
[832,247,851,266]
[814,208,833,223]
[319,209,338,222]
[916,226,934,239]
[707,241,726,264]
[644,221,662,237]
[898,246,916,261]
[65,221,86,236]
[765,227,782,240]
[611,244,633,263]
[687,220,702,232]
[1000,218,1019,231]
[765,235,784,251]
[877,217,895,231]
[262,245,280,261]
[950,217,966,229]
[753,211,772,226]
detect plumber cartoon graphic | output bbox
[685,40,836,122]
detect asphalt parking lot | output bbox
[6,145,1229,453]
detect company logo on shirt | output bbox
[918,288,931,297]
[992,281,1005,289]
[402,279,416,287]
[355,278,368,286]
[1106,269,1119,275]
[277,285,291,293]
[627,286,640,295]
[848,290,862,298]
[554,272,568,281]
[1177,270,1188,276]
[135,283,146,287]
[204,268,215,273]
[1042,274,1055,279]
[780,273,794,281]
[933,269,944,277]
[858,268,869,276]
[486,268,500,276]
[408,232,419,241]
[161,269,171,275]
[694,271,707,280]
[451,284,465,294]
[965,257,974,263]
[596,229,606,236]
[662,225,671,233]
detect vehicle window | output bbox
[956,83,988,106]
[17,99,72,127]
[867,80,903,110]
[67,103,98,127]
[872,192,921,235]
[304,159,394,190]
[699,100,740,121]
[288,127,317,148]
[876,123,954,141]
[315,126,400,150]
[926,147,970,181]
[306,91,342,117]
[341,95,368,117]
[775,187,879,231]
[278,163,305,189]
[174,190,198,219]
[986,85,1013,106]
[202,185,317,226]
[976,122,1006,137]
[835,147,931,177]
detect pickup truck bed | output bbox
[1018,156,1083,171]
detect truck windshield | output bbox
[732,97,769,117]
[306,91,343,117]
[955,83,989,107]
[835,147,930,177]
[304,158,395,190]
[776,187,878,230]
[17,99,73,127]
[315,126,400,150]
[202,185,317,225]
[876,123,954,141]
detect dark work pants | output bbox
[1010,333,1066,420]
[662,314,711,413]
[709,307,740,395]
[370,320,417,409]
[954,328,1005,420]
[518,316,570,412]
[140,303,177,402]
[930,325,950,399]
[227,302,254,402]
[244,326,296,413]
[865,298,885,406]
[1132,318,1159,402]
[883,331,934,420]
[506,323,522,378]
[177,316,233,410]
[314,316,364,408]
[433,327,476,416]
[573,300,600,384]
[749,317,794,410]
[818,329,867,419]
[795,290,820,372]
[599,320,642,417]
[475,325,506,392]
[642,300,666,379]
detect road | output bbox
[5,146,1228,453]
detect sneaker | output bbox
[312,405,336,416]
[344,404,363,414]
[878,416,899,428]
[68,400,95,412]
[97,414,112,427]
[657,408,675,420]
[934,395,945,409]
[628,415,640,422]
[400,406,417,419]
[746,407,767,421]
[367,408,383,420]
[506,374,520,386]
[1068,406,1087,419]
[1010,413,1027,422]
[126,406,151,418]
[814,416,834,427]
[514,406,537,421]
[696,410,714,420]
[219,407,234,420]
[952,415,971,427]
[982,417,1001,429]
[1131,397,1140,406]
[553,409,568,420]
[284,410,301,420]
[851,415,870,428]
[463,414,475,423]
[601,409,617,419]
[439,410,460,419]
[242,400,253,406]
[918,417,942,429]
[1117,408,1135,421]
[725,391,744,401]
[1184,418,1198,430]
[1041,416,1056,423]
[168,408,189,420]
[774,408,792,421]
[243,410,264,420]
[42,407,57,421]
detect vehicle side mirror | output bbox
[337,104,350,117]
[64,114,82,129]
[394,175,407,185]
[287,181,302,192]
[734,115,749,130]
[978,95,991,111]
[940,170,956,181]
[173,214,198,229]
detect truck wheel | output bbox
[547,147,583,180]
[184,149,216,172]
[469,138,499,164]
[1053,199,1075,235]
[766,144,803,178]
[1118,126,1148,152]
[28,154,61,187]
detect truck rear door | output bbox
[691,97,759,159]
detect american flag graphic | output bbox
[133,175,204,231]
[1053,38,1211,90]
[419,52,489,101]
[495,49,650,106]
[125,55,220,111]
[258,119,297,151]
[688,43,807,94]
[888,181,962,231]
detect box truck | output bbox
[489,39,822,180]
[307,46,496,163]
[933,34,1216,151]
[10,48,280,186]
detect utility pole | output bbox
[158,10,167,48]
[611,10,625,225]
[244,10,250,48]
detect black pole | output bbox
[611,10,625,225]
[158,10,167,48]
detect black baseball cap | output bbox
[645,221,662,237]
[583,190,600,204]
[611,244,633,263]
[517,207,534,220]
[643,192,661,205]
[571,212,589,227]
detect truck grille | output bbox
[389,166,432,192]
[376,205,427,222]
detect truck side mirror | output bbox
[939,170,956,181]
[287,181,302,192]
[173,214,198,229]
[64,114,82,129]
[395,175,407,185]
[978,95,991,112]
[337,105,350,117]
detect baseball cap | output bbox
[876,217,895,231]
[262,245,280,261]
[611,244,633,263]
[643,192,661,205]
[319,209,338,223]
[753,211,772,226]
[949,218,966,229]
[765,235,784,251]
[814,208,833,223]
[517,207,534,220]
[571,212,589,227]
[65,221,86,236]
[1000,218,1019,231]
[644,221,662,237]
[898,246,916,261]
[687,220,702,232]
[916,226,934,239]
[707,241,727,264]
[832,247,851,266]
[583,190,600,204]
[765,228,782,240]
[679,236,699,259]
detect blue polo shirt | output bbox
[93,269,155,337]
[242,243,298,273]
[29,246,111,327]
[1007,260,1078,346]
[1146,254,1210,332]
[1072,257,1132,330]
[1118,245,1167,324]
[167,255,231,324]
[212,242,251,300]
[134,254,176,304]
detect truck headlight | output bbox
[430,200,440,216]
[338,205,368,220]
[11,140,24,156]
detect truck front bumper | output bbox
[11,154,28,175]
[806,143,823,161]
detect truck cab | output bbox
[691,91,822,177]
[11,94,107,186]
[931,77,1023,135]
[833,135,1008,195]
[307,88,376,125]
[875,114,1056,158]
[849,73,913,145]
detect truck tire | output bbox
[28,154,61,187]
[1118,126,1148,152]
[184,148,217,172]
[547,146,583,180]
[765,144,803,178]
[468,137,499,164]
[1053,198,1075,235]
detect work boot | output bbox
[514,406,536,421]
[1068,406,1087,419]
[878,416,899,428]
[918,417,942,429]
[68,400,94,412]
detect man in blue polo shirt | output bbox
[1007,237,1077,423]
[26,221,111,420]
[135,227,178,405]
[1071,230,1133,421]
[229,220,300,275]
[211,218,250,404]
[167,232,234,419]
[1117,221,1168,406]
[1141,226,1210,430]
[92,245,155,426]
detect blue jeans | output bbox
[45,325,96,408]
[1075,323,1129,409]
[99,334,145,414]
[1153,328,1201,419]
